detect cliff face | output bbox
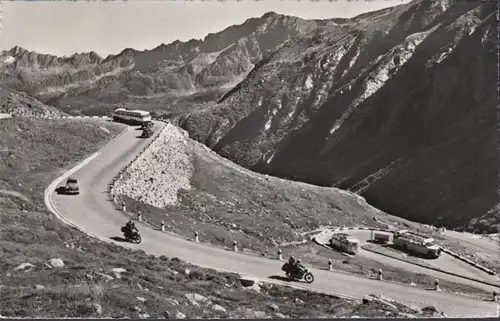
[178,0,497,230]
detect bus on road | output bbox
[112,108,152,125]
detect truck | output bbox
[372,231,391,244]
[393,230,441,259]
[330,233,361,255]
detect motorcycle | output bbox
[281,262,314,283]
[121,226,142,244]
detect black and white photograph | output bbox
[0,0,498,318]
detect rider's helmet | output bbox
[296,259,301,264]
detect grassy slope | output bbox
[0,117,431,318]
[118,132,491,299]
[0,86,67,118]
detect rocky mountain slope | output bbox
[467,203,500,234]
[178,0,497,231]
[0,13,338,116]
[0,0,496,232]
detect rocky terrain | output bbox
[467,203,500,234]
[113,124,194,208]
[0,86,67,118]
[0,0,496,232]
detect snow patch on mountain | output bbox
[313,43,352,108]
[304,75,313,90]
[3,56,16,65]
[428,7,484,66]
[432,0,453,13]
[265,150,276,164]
[264,108,278,131]
[343,47,361,77]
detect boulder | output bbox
[110,267,127,278]
[14,263,35,271]
[165,298,179,306]
[185,293,211,306]
[268,303,279,312]
[48,258,64,268]
[78,303,102,316]
[175,311,186,319]
[211,304,227,313]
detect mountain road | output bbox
[45,121,499,318]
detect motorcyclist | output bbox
[294,259,305,274]
[288,256,296,266]
[124,220,138,237]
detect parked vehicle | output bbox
[281,263,314,283]
[373,231,391,244]
[330,233,361,254]
[64,177,80,195]
[393,230,441,259]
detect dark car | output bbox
[64,177,80,195]
[141,121,154,130]
[140,128,154,138]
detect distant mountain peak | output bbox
[262,11,279,18]
[9,46,28,55]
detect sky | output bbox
[0,0,411,57]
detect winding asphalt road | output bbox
[45,121,499,318]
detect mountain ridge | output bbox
[0,0,496,232]
[177,0,497,231]
[0,11,329,109]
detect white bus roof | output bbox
[131,110,150,116]
[113,108,150,116]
